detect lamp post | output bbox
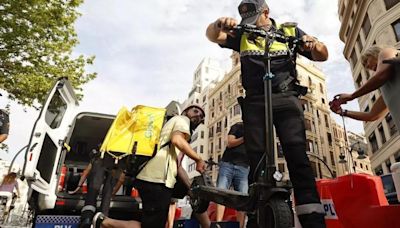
[338,141,366,174]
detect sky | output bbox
[0,0,364,164]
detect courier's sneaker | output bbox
[79,210,94,228]
[92,212,106,228]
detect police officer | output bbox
[0,109,10,144]
[206,0,328,227]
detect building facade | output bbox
[183,58,224,179]
[338,0,400,175]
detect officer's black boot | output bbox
[298,212,326,228]
[246,211,258,228]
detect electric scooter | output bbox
[190,24,304,228]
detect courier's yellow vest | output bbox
[239,23,296,57]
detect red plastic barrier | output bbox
[207,202,237,222]
[131,187,139,197]
[317,174,400,228]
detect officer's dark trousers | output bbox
[242,92,325,227]
[82,155,118,216]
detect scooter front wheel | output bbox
[261,198,293,228]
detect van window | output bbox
[45,90,67,129]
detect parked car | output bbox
[21,78,141,219]
[380,173,399,205]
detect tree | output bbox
[0,0,96,107]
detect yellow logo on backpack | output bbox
[100,105,166,157]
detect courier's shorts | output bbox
[135,180,172,228]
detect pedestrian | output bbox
[215,122,248,228]
[0,172,20,221]
[91,104,207,228]
[206,0,328,227]
[330,45,400,128]
[0,109,9,144]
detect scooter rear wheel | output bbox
[262,198,293,228]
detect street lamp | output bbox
[338,142,366,173]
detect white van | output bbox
[21,78,142,218]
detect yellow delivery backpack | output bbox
[100,105,167,176]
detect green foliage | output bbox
[0,0,96,106]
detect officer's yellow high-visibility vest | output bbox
[239,22,297,57]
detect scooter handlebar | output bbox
[234,24,304,46]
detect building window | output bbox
[218,137,222,149]
[305,119,312,131]
[277,142,284,158]
[310,161,317,177]
[362,14,371,37]
[233,104,241,116]
[319,83,324,94]
[321,98,325,104]
[318,163,323,179]
[392,19,400,42]
[201,131,204,139]
[385,0,399,10]
[378,124,386,144]
[216,121,222,133]
[327,132,332,146]
[385,113,398,136]
[210,142,214,153]
[324,114,329,128]
[306,139,314,153]
[364,105,370,112]
[330,151,335,166]
[209,127,214,137]
[200,145,204,154]
[369,133,378,153]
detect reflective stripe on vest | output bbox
[295,203,325,215]
[240,23,296,57]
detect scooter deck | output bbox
[198,185,249,196]
[192,185,251,211]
